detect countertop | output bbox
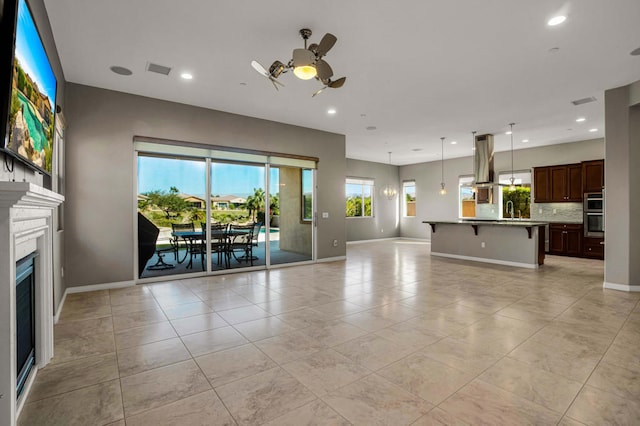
[422,220,548,227]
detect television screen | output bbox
[3,0,56,175]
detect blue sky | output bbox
[14,0,56,104]
[138,156,309,198]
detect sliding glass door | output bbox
[135,141,316,280]
[269,166,313,265]
[209,161,266,271]
[137,155,206,278]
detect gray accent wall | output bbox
[345,158,401,241]
[398,139,604,240]
[604,80,640,289]
[64,83,346,288]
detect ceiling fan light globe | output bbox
[294,65,317,80]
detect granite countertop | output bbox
[422,220,548,227]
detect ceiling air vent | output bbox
[146,62,172,76]
[571,96,597,106]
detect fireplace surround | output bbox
[0,182,63,425]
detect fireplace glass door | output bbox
[16,253,36,397]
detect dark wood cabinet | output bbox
[533,167,550,202]
[582,160,604,193]
[535,164,581,202]
[549,223,582,256]
[583,237,604,259]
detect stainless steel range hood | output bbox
[474,133,494,185]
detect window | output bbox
[346,177,374,217]
[499,171,532,219]
[459,176,475,218]
[403,181,416,217]
[301,169,313,221]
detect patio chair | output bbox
[202,222,229,267]
[171,222,195,261]
[227,223,255,266]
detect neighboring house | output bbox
[179,194,206,209]
[212,195,246,210]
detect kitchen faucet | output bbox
[506,200,514,220]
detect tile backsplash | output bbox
[531,202,583,223]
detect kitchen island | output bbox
[423,220,547,269]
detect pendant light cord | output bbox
[510,123,514,180]
[440,137,445,183]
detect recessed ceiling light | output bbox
[360,114,367,118]
[548,47,560,54]
[576,117,586,122]
[548,15,566,26]
[239,82,247,86]
[630,47,640,56]
[327,108,337,115]
[450,141,457,145]
[366,126,377,131]
[180,72,193,80]
[110,66,132,76]
[505,131,512,135]
[522,139,529,143]
[589,128,598,132]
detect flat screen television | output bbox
[0,0,56,176]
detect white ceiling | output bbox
[43,0,640,165]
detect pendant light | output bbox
[508,123,516,192]
[439,137,447,195]
[381,151,398,200]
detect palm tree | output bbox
[246,188,265,222]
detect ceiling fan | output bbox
[251,28,346,96]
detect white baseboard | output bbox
[317,256,347,263]
[347,237,399,245]
[66,280,136,294]
[398,237,430,243]
[603,281,640,292]
[431,252,539,269]
[54,289,68,324]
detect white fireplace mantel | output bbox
[0,182,63,426]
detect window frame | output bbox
[497,169,532,220]
[402,180,416,217]
[345,177,375,218]
[301,168,313,223]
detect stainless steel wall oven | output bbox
[583,192,604,237]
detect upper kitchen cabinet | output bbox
[533,167,550,202]
[534,164,582,202]
[582,159,605,193]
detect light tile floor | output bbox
[19,240,640,425]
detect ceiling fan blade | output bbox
[308,43,319,54]
[270,79,280,91]
[312,86,327,97]
[251,60,269,77]
[293,48,315,67]
[328,77,346,88]
[315,60,333,81]
[270,77,285,87]
[316,33,337,57]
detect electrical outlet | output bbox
[322,212,329,219]
[481,242,486,248]
[539,208,543,214]
[381,228,384,233]
[553,209,557,214]
[332,239,338,247]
